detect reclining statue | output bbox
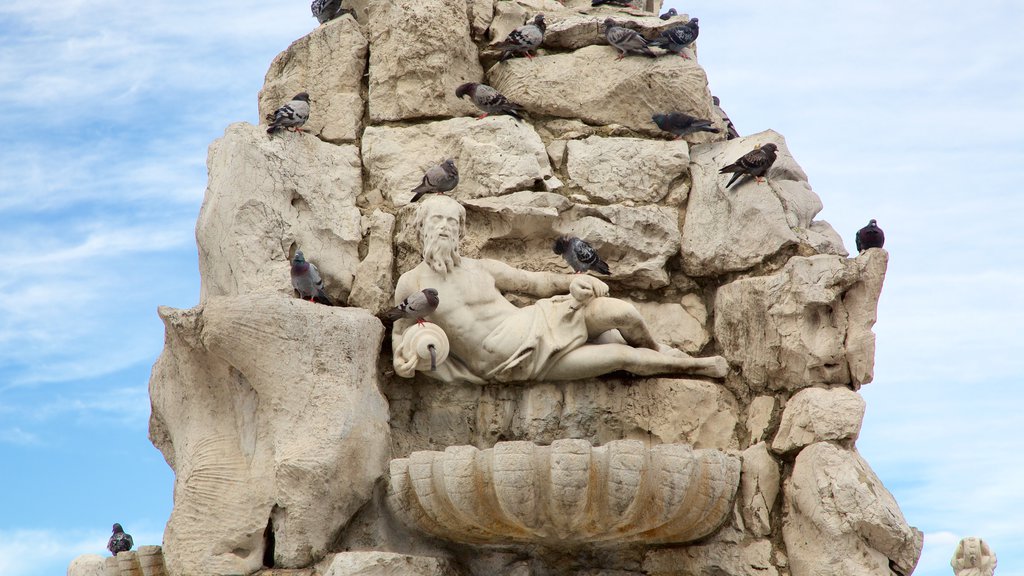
[391,195,728,384]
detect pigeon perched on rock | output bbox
[712,96,739,139]
[107,524,134,556]
[652,112,719,139]
[384,289,440,325]
[719,143,779,188]
[553,236,611,275]
[855,219,885,252]
[603,19,656,60]
[455,83,525,121]
[649,18,699,58]
[411,159,459,202]
[311,0,352,24]
[266,92,310,134]
[494,13,545,61]
[291,250,333,305]
[659,8,678,20]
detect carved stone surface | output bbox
[631,298,709,354]
[257,17,367,143]
[388,439,741,545]
[644,538,778,576]
[771,387,866,454]
[783,442,923,576]
[951,537,997,576]
[149,295,390,575]
[349,210,396,315]
[565,136,690,205]
[714,251,888,392]
[196,122,362,304]
[320,551,464,576]
[740,442,780,537]
[67,554,105,576]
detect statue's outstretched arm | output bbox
[482,258,573,297]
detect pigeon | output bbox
[494,13,546,61]
[712,96,739,139]
[659,8,678,20]
[649,18,699,58]
[591,0,636,6]
[384,288,440,325]
[455,83,525,121]
[603,19,656,60]
[855,219,885,252]
[553,236,611,275]
[266,92,310,134]
[311,0,352,24]
[718,143,779,188]
[107,523,134,556]
[411,159,459,202]
[652,112,719,139]
[291,250,333,305]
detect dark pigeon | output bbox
[384,288,440,325]
[553,236,611,275]
[855,219,885,252]
[291,250,333,305]
[604,19,656,59]
[107,523,134,556]
[411,159,459,202]
[649,18,699,58]
[494,13,545,61]
[652,112,719,139]
[719,143,778,189]
[659,8,678,20]
[267,92,310,134]
[455,83,525,121]
[311,0,352,24]
[712,96,739,139]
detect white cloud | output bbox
[0,427,41,446]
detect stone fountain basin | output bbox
[387,439,740,546]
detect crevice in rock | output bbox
[262,511,276,568]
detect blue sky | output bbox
[0,1,1020,575]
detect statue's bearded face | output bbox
[421,210,462,275]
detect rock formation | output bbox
[68,2,926,575]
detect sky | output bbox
[0,1,1020,575]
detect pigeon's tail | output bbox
[696,123,720,134]
[381,308,404,322]
[593,259,611,275]
[267,123,283,135]
[410,190,428,203]
[503,108,525,121]
[314,290,334,306]
[723,171,744,189]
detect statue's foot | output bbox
[698,356,729,379]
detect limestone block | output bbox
[361,117,551,207]
[621,378,739,449]
[565,136,690,205]
[367,0,483,121]
[196,123,362,304]
[845,249,889,387]
[388,439,740,545]
[644,538,778,576]
[467,0,495,39]
[543,13,689,51]
[349,210,396,315]
[148,295,390,575]
[740,443,780,537]
[681,130,847,277]
[104,557,118,576]
[488,45,717,135]
[258,17,367,143]
[714,253,888,392]
[771,387,866,455]
[115,551,142,576]
[136,546,166,576]
[632,299,709,354]
[783,443,923,576]
[67,554,105,576]
[746,396,776,445]
[952,537,997,576]
[320,551,463,576]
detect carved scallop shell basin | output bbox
[387,438,740,546]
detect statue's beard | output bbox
[422,229,461,275]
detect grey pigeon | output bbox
[659,8,678,20]
[649,18,699,58]
[652,112,719,139]
[455,83,525,121]
[107,523,133,556]
[384,288,440,325]
[291,250,333,305]
[494,14,545,61]
[712,96,739,139]
[411,159,459,202]
[592,0,636,6]
[553,236,611,275]
[603,19,656,60]
[311,0,352,24]
[719,143,778,188]
[267,92,310,134]
[855,219,885,252]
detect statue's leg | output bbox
[544,344,729,380]
[582,297,659,350]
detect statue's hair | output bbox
[412,195,467,248]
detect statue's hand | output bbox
[569,275,609,304]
